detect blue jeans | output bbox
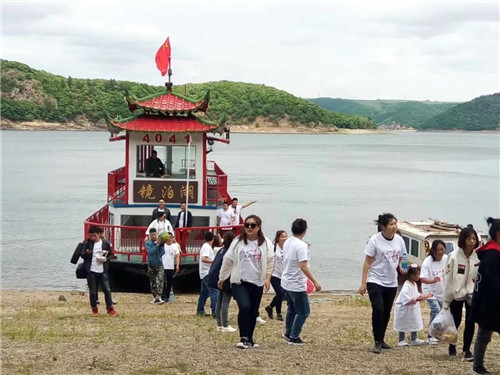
[427,298,442,338]
[284,289,310,339]
[87,272,113,308]
[196,276,218,314]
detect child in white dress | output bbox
[394,264,432,346]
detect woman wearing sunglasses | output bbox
[218,215,274,349]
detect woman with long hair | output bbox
[443,226,479,360]
[218,215,274,349]
[265,230,288,321]
[359,213,407,354]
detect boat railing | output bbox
[206,160,231,206]
[108,166,126,204]
[175,224,243,262]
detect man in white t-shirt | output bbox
[196,231,219,317]
[161,233,181,303]
[230,198,257,225]
[217,201,236,234]
[281,218,321,346]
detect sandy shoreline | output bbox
[2,289,499,375]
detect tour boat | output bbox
[398,220,487,265]
[82,76,241,292]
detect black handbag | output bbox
[75,263,88,279]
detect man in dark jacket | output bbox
[81,226,118,316]
[152,198,171,223]
[471,217,500,375]
[174,203,193,228]
[145,150,165,177]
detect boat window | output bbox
[445,243,454,255]
[136,145,196,179]
[410,239,419,257]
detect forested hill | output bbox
[0,60,375,130]
[308,97,459,127]
[417,93,500,131]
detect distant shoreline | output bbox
[1,120,497,133]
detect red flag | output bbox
[155,37,171,76]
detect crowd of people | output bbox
[81,206,499,374]
[359,213,500,375]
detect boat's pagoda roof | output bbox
[125,90,209,114]
[106,113,227,134]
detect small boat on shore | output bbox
[398,219,487,265]
[81,69,241,292]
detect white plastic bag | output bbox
[429,308,458,343]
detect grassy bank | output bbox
[1,290,498,375]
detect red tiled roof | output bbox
[129,92,208,112]
[108,116,222,133]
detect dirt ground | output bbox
[1,290,498,375]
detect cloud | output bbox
[1,1,498,101]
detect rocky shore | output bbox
[2,290,498,374]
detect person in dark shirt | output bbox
[152,198,171,222]
[145,150,165,177]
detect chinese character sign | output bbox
[133,180,198,203]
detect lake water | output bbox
[1,130,498,291]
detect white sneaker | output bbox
[216,326,223,331]
[398,340,409,347]
[236,342,249,349]
[428,337,439,345]
[220,325,237,333]
[411,339,425,346]
[155,298,165,305]
[150,298,157,304]
[256,317,266,325]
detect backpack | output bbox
[207,247,230,292]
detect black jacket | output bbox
[152,208,171,222]
[174,210,193,228]
[471,240,500,333]
[80,239,112,274]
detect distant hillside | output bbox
[309,98,459,127]
[417,93,500,131]
[0,60,375,130]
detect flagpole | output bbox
[185,135,191,221]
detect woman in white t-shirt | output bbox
[359,213,407,354]
[218,215,274,349]
[264,230,288,321]
[420,239,447,344]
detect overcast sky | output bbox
[2,1,498,101]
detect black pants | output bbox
[367,282,397,343]
[87,272,113,308]
[231,282,263,343]
[449,299,475,352]
[162,269,175,301]
[269,276,285,314]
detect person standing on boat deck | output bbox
[420,239,448,344]
[152,198,171,223]
[218,215,274,349]
[196,231,219,317]
[230,198,257,226]
[174,203,193,228]
[147,211,174,237]
[161,232,180,303]
[217,201,236,235]
[281,219,321,346]
[442,226,479,361]
[471,217,500,375]
[81,226,118,316]
[359,213,407,354]
[145,228,166,304]
[265,230,288,321]
[145,150,165,178]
